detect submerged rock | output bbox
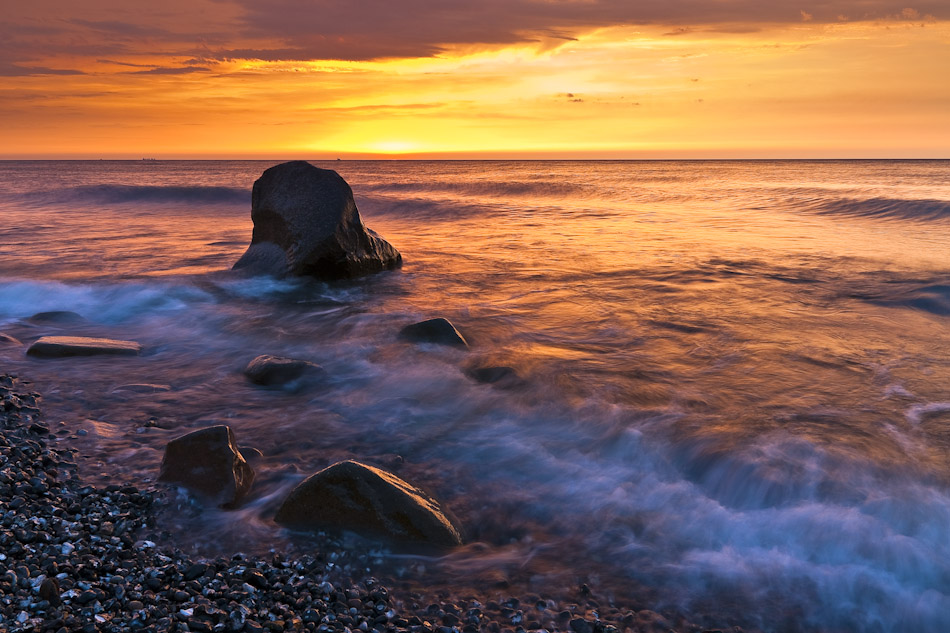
[275,460,462,548]
[466,365,521,387]
[0,333,20,346]
[26,310,86,324]
[27,336,142,357]
[244,354,324,387]
[158,425,255,508]
[233,160,401,279]
[399,317,468,348]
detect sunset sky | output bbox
[2,1,948,158]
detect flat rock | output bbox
[27,336,142,357]
[244,355,324,386]
[0,333,21,346]
[233,161,401,279]
[399,318,468,348]
[275,460,462,548]
[158,425,255,508]
[112,383,172,394]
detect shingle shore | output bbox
[0,373,717,633]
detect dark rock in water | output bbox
[399,318,468,348]
[158,425,255,508]
[0,333,21,346]
[27,336,142,357]
[25,310,86,324]
[232,160,401,279]
[244,354,324,386]
[275,460,462,548]
[465,365,521,387]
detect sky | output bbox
[1,1,948,158]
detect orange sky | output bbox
[1,1,948,158]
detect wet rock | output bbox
[0,332,21,345]
[244,355,324,387]
[26,310,86,324]
[158,425,255,508]
[275,460,462,548]
[465,366,521,387]
[232,161,401,279]
[399,318,468,349]
[26,336,142,357]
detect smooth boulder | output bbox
[244,355,323,386]
[27,336,141,357]
[158,425,255,508]
[399,318,468,348]
[233,161,401,279]
[275,460,462,548]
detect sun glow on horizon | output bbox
[1,16,948,158]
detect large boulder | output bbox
[243,354,324,387]
[158,425,255,508]
[275,460,462,548]
[232,161,401,279]
[399,318,468,349]
[27,336,141,357]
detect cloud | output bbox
[0,62,85,77]
[132,66,212,74]
[211,0,950,60]
[2,0,949,67]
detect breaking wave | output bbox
[807,197,950,222]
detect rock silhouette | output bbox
[233,161,401,279]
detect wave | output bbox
[362,179,592,200]
[16,184,249,207]
[807,196,950,222]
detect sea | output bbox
[1,159,949,632]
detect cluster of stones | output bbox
[0,375,398,633]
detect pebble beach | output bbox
[1,373,710,633]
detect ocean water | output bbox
[1,159,950,631]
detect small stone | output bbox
[39,578,61,606]
[184,563,208,581]
[399,318,468,348]
[243,355,324,387]
[569,619,593,633]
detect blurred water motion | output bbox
[1,159,949,631]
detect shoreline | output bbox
[0,373,726,633]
